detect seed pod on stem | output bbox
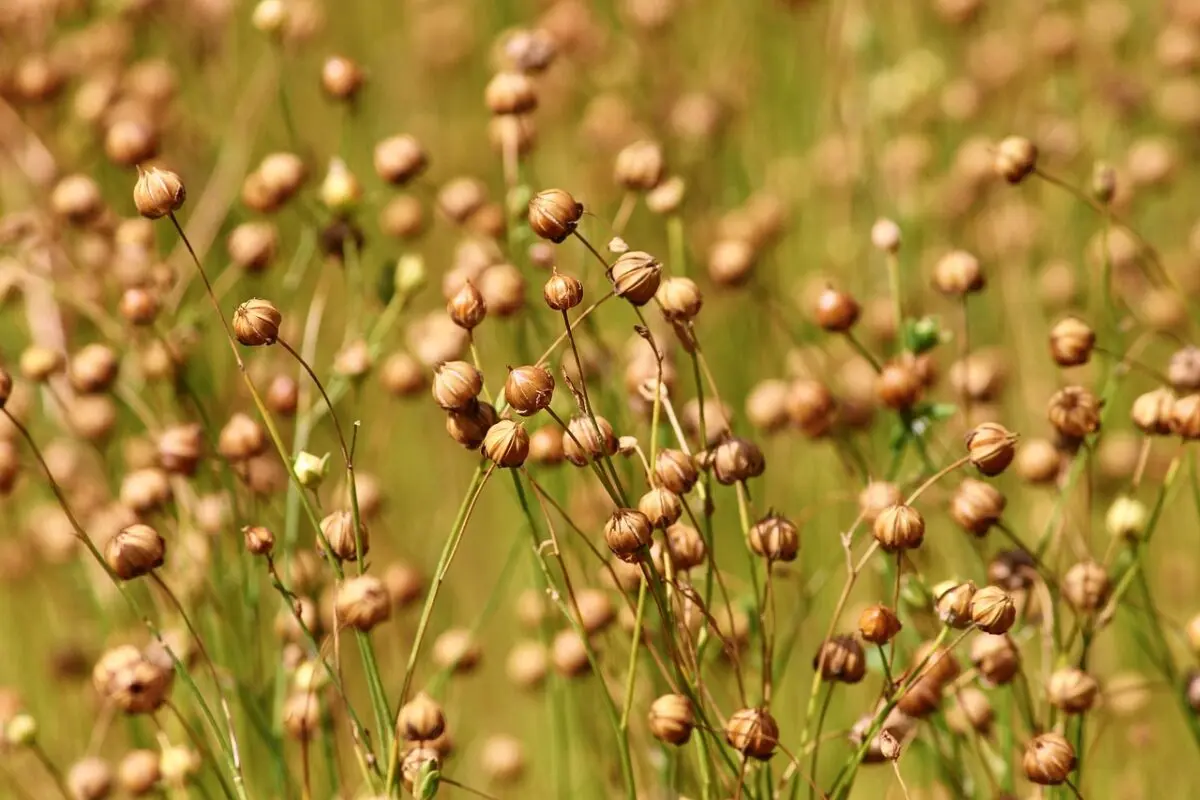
[133,167,185,219]
[814,287,860,332]
[933,581,977,629]
[1047,667,1099,713]
[528,189,583,243]
[723,707,778,760]
[1048,386,1101,440]
[604,508,652,562]
[483,420,529,468]
[648,693,694,745]
[447,281,487,330]
[637,487,682,529]
[543,269,583,310]
[1049,316,1096,367]
[873,504,925,551]
[1131,388,1175,435]
[858,605,902,644]
[233,298,282,346]
[965,421,1016,475]
[1062,560,1109,612]
[813,635,867,683]
[1023,733,1075,785]
[748,513,799,562]
[319,510,369,562]
[504,366,554,416]
[949,478,1006,536]
[995,136,1038,184]
[970,585,1016,634]
[105,524,165,580]
[335,575,391,631]
[432,361,483,411]
[610,251,662,306]
[397,692,446,741]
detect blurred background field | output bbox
[3,0,1200,798]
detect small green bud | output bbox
[1105,496,1147,541]
[294,451,330,489]
[395,253,426,296]
[6,714,36,746]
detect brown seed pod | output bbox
[119,288,159,326]
[562,414,618,466]
[67,343,119,394]
[218,413,267,462]
[483,420,530,468]
[748,513,799,562]
[949,478,1006,536]
[105,524,165,580]
[724,707,779,760]
[133,167,185,219]
[1047,667,1099,713]
[1169,393,1200,439]
[68,757,113,800]
[551,629,591,677]
[92,645,172,714]
[610,251,663,306]
[374,134,427,185]
[875,358,923,410]
[1168,346,1200,392]
[656,276,703,321]
[933,249,984,295]
[51,174,104,224]
[105,119,159,167]
[529,189,583,243]
[604,508,652,562]
[947,687,994,735]
[934,581,977,629]
[1049,316,1096,367]
[504,366,554,416]
[648,693,694,745]
[257,152,307,203]
[321,55,365,100]
[711,436,765,485]
[381,352,427,399]
[814,287,860,332]
[319,510,369,562]
[707,238,756,286]
[912,640,960,685]
[1062,560,1109,612]
[447,281,487,331]
[786,379,836,437]
[987,549,1037,592]
[485,71,538,115]
[335,575,391,631]
[1048,385,1101,440]
[527,425,565,465]
[432,628,481,673]
[282,692,321,740]
[446,401,501,449]
[637,487,683,529]
[873,504,925,551]
[971,633,1020,685]
[970,585,1016,634]
[506,640,547,688]
[858,605,902,644]
[266,375,300,417]
[1023,732,1075,785]
[995,136,1038,184]
[439,177,487,225]
[233,298,282,346]
[1131,388,1175,435]
[813,635,867,683]
[654,449,698,494]
[243,525,275,556]
[573,587,615,634]
[614,139,665,191]
[543,270,584,311]
[664,524,706,571]
[227,221,278,272]
[380,195,426,240]
[432,361,483,411]
[1015,437,1062,484]
[116,749,161,796]
[397,692,445,741]
[965,421,1016,476]
[157,423,203,476]
[745,379,790,433]
[858,481,902,524]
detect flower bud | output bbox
[6,713,36,746]
[335,575,391,631]
[395,253,428,295]
[432,361,483,411]
[724,707,778,760]
[1049,316,1095,367]
[858,605,902,644]
[970,585,1016,634]
[293,451,330,489]
[1023,732,1075,785]
[504,365,554,416]
[610,251,662,306]
[604,508,653,562]
[133,167,186,219]
[483,420,530,468]
[995,136,1038,184]
[320,157,362,213]
[648,693,694,745]
[106,524,165,580]
[873,504,925,551]
[233,298,282,346]
[319,510,369,562]
[965,421,1016,476]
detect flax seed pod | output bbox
[876,357,923,410]
[649,694,694,745]
[614,139,665,191]
[934,581,977,629]
[654,449,698,494]
[970,585,1016,634]
[813,635,867,683]
[319,510,368,562]
[711,436,765,485]
[562,414,618,466]
[1132,388,1175,435]
[529,189,583,243]
[664,524,706,571]
[637,487,682,529]
[971,633,1020,685]
[543,270,584,311]
[748,514,799,562]
[1063,560,1109,612]
[117,749,160,796]
[432,361,483,411]
[995,136,1038,184]
[321,55,364,100]
[858,481,902,524]
[814,287,860,332]
[1049,316,1096,367]
[1015,437,1062,484]
[965,421,1015,475]
[873,504,924,551]
[1169,393,1200,439]
[397,692,445,741]
[933,249,984,295]
[610,251,662,306]
[68,757,113,800]
[105,524,165,580]
[707,238,756,286]
[1048,386,1101,440]
[233,298,281,346]
[374,134,427,185]
[335,575,390,631]
[1048,667,1099,713]
[949,479,1006,536]
[724,707,778,760]
[858,605,902,644]
[1023,733,1075,785]
[483,420,530,468]
[604,508,652,562]
[228,221,278,272]
[447,401,500,449]
[133,167,185,219]
[785,379,836,438]
[433,628,481,673]
[947,687,994,736]
[551,629,590,677]
[485,71,537,115]
[656,276,703,321]
[504,366,554,416]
